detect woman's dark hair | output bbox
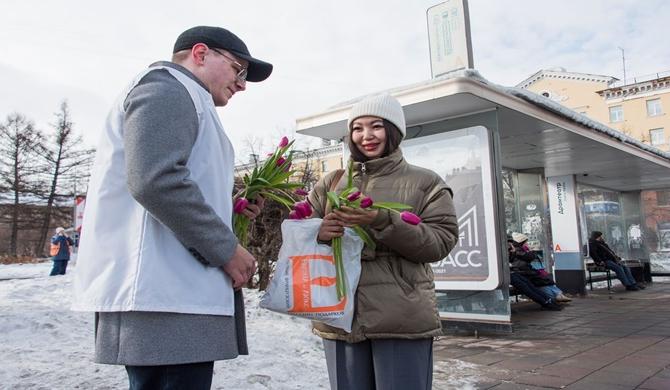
[347,119,403,162]
[590,231,603,240]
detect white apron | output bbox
[72,65,236,315]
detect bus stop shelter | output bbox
[296,70,670,331]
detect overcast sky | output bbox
[2,0,669,164]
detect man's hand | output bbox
[222,244,257,289]
[240,195,265,220]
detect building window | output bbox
[657,191,670,206]
[609,105,624,122]
[647,99,663,116]
[321,160,328,172]
[650,128,665,146]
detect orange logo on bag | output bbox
[288,254,346,314]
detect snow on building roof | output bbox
[515,68,618,89]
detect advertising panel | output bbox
[403,126,501,290]
[547,176,580,252]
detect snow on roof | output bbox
[501,83,670,160]
[327,69,670,160]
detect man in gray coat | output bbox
[74,26,272,389]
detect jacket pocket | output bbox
[390,259,415,295]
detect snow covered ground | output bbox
[0,262,479,389]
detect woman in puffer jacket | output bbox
[307,94,459,390]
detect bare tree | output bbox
[294,149,319,191]
[0,113,44,256]
[33,101,95,255]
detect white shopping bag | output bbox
[259,218,363,332]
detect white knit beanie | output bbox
[347,94,406,138]
[512,232,528,244]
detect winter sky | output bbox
[2,0,670,163]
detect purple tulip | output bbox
[360,196,374,208]
[276,157,286,167]
[279,136,289,148]
[295,188,309,196]
[288,210,300,220]
[400,211,421,225]
[293,201,313,219]
[233,198,249,214]
[347,191,361,201]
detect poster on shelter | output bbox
[403,126,501,290]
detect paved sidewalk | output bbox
[434,280,670,389]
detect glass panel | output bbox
[517,172,549,265]
[578,184,627,258]
[435,290,509,317]
[502,169,520,236]
[621,191,646,261]
[642,189,670,272]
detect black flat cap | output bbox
[174,26,273,82]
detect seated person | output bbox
[508,239,563,311]
[588,231,645,291]
[510,233,572,303]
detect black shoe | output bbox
[542,300,563,311]
[636,284,646,290]
[626,285,640,291]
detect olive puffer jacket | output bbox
[307,149,459,343]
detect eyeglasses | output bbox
[211,48,248,82]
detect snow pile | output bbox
[0,263,483,389]
[0,263,327,389]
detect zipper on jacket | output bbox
[360,162,369,194]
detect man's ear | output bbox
[191,43,208,66]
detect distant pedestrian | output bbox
[49,227,73,276]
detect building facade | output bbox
[518,68,670,275]
[518,68,670,151]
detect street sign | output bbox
[427,0,474,78]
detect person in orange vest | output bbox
[49,227,74,276]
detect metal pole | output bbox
[618,47,626,86]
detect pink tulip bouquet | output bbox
[233,136,305,246]
[326,161,422,299]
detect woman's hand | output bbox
[333,205,378,226]
[318,212,346,241]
